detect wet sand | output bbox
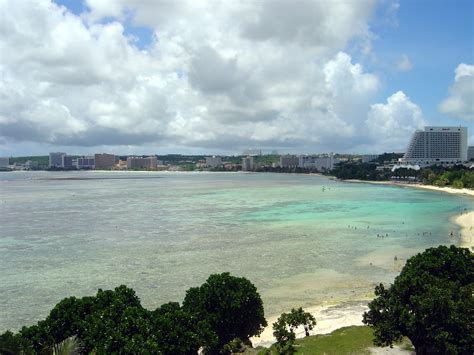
[453,211,474,250]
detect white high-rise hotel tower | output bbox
[401,126,468,167]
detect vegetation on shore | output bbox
[363,245,473,354]
[1,246,472,354]
[333,161,474,189]
[258,325,412,355]
[418,166,474,188]
[0,273,266,354]
[272,308,316,354]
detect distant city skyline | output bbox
[0,0,472,156]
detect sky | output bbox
[0,0,472,156]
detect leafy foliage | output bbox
[152,302,216,355]
[421,166,474,188]
[363,245,474,354]
[1,273,266,354]
[374,153,404,164]
[0,330,31,355]
[10,286,159,354]
[272,317,296,355]
[334,160,474,189]
[183,272,267,353]
[332,161,389,181]
[272,308,316,354]
[52,336,83,355]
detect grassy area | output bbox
[256,325,413,355]
[294,326,374,354]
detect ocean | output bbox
[0,171,471,332]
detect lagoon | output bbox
[0,171,471,332]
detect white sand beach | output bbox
[453,211,474,250]
[344,179,474,197]
[397,183,474,197]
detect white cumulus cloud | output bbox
[0,0,406,154]
[438,63,474,121]
[365,91,426,151]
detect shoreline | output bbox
[452,211,474,251]
[253,205,473,348]
[252,300,370,348]
[343,179,474,198]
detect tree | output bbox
[363,245,474,354]
[42,295,95,346]
[0,330,32,355]
[51,336,83,355]
[272,316,296,355]
[78,285,158,353]
[452,179,464,189]
[272,308,316,354]
[284,308,317,337]
[13,285,159,354]
[19,321,52,353]
[182,272,267,353]
[151,302,216,355]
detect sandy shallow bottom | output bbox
[253,210,474,347]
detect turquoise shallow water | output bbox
[0,171,472,331]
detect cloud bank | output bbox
[0,0,431,153]
[438,64,474,121]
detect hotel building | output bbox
[242,156,254,171]
[76,156,95,169]
[62,155,76,169]
[280,155,299,168]
[49,152,66,168]
[468,146,474,161]
[205,156,222,168]
[94,153,116,169]
[298,154,340,171]
[401,126,468,167]
[126,156,158,169]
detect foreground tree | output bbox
[0,274,268,354]
[272,308,316,354]
[151,302,217,355]
[363,245,474,354]
[183,272,267,353]
[4,285,160,354]
[0,330,31,354]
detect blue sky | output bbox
[0,0,472,156]
[54,0,155,49]
[367,0,473,125]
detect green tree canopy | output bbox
[363,245,474,354]
[182,272,267,353]
[272,308,316,354]
[8,286,159,354]
[151,302,216,355]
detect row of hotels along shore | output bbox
[1,126,473,172]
